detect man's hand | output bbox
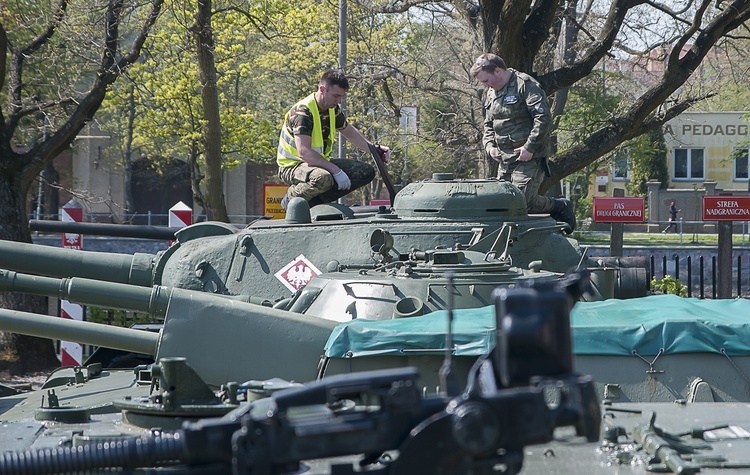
[515,146,533,162]
[375,144,391,163]
[333,170,351,190]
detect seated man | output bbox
[277,69,389,209]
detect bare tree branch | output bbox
[28,0,164,182]
[543,0,750,190]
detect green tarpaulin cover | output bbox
[324,295,750,358]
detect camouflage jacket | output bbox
[482,70,552,163]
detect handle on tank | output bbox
[368,142,397,206]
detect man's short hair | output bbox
[320,69,350,90]
[470,53,507,77]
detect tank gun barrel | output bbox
[30,220,180,240]
[0,240,155,286]
[0,269,170,316]
[0,308,159,356]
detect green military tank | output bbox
[0,272,605,474]
[1,173,648,302]
[4,272,750,474]
[0,173,648,390]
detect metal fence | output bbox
[583,218,750,244]
[650,254,750,299]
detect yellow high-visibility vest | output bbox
[277,93,337,168]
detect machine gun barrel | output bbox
[0,269,170,316]
[0,240,155,286]
[30,220,181,240]
[0,308,159,356]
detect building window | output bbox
[734,148,749,181]
[673,148,705,180]
[612,151,630,181]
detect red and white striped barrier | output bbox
[60,200,84,366]
[168,201,192,245]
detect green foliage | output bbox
[556,71,624,149]
[575,194,593,221]
[626,127,669,196]
[86,307,155,327]
[650,276,688,297]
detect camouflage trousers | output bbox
[278,159,375,205]
[497,157,554,214]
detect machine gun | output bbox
[0,273,600,475]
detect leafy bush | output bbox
[650,276,687,297]
[86,307,155,327]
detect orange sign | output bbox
[264,184,289,219]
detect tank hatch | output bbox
[394,173,527,219]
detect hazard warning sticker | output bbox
[275,254,321,293]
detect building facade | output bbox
[597,111,749,228]
[33,123,276,224]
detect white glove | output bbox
[333,170,351,190]
[376,144,391,163]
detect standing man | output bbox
[471,53,575,233]
[277,69,389,209]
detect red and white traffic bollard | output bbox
[60,199,84,366]
[168,201,192,246]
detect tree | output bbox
[626,127,670,197]
[98,0,284,218]
[191,0,228,221]
[0,0,163,373]
[357,0,750,188]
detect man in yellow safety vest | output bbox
[277,69,389,209]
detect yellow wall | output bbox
[663,112,749,191]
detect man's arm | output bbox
[520,80,552,158]
[295,134,342,174]
[480,92,500,160]
[483,117,501,161]
[339,124,373,152]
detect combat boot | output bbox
[551,198,576,234]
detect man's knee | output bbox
[307,168,335,193]
[351,163,376,186]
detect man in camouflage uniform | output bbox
[471,53,575,233]
[277,69,389,209]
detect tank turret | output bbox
[0,274,607,474]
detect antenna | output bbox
[439,271,461,397]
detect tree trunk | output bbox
[193,0,228,222]
[123,81,137,218]
[0,172,60,374]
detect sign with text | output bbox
[264,184,289,220]
[592,197,645,223]
[703,196,750,221]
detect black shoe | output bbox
[551,198,576,234]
